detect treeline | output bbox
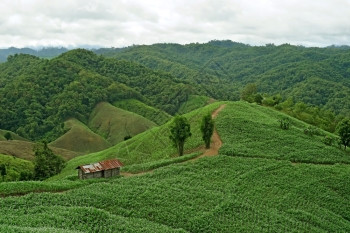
[99,40,350,115]
[0,50,197,141]
[240,83,344,133]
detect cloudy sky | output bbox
[1,0,350,48]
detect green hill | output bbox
[50,118,111,154]
[177,95,213,114]
[89,102,157,145]
[100,41,350,115]
[52,101,348,180]
[51,102,223,180]
[0,130,27,141]
[0,49,196,142]
[113,99,171,125]
[1,101,349,232]
[0,140,82,161]
[217,102,349,164]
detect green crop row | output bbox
[216,102,350,164]
[1,156,349,232]
[122,152,201,173]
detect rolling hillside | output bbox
[49,118,111,154]
[0,49,197,142]
[88,102,157,145]
[0,130,27,141]
[99,41,350,115]
[216,102,350,164]
[113,99,171,125]
[0,140,82,161]
[0,157,349,232]
[0,101,349,232]
[52,101,349,180]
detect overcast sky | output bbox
[1,0,350,48]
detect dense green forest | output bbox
[0,41,349,143]
[97,40,350,115]
[0,50,197,141]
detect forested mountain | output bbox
[97,40,350,115]
[0,47,68,62]
[0,41,349,143]
[0,50,197,141]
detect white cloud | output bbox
[0,0,349,48]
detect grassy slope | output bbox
[0,140,82,161]
[0,156,349,232]
[177,95,212,114]
[1,101,350,232]
[113,99,171,125]
[216,102,350,164]
[50,118,111,154]
[89,102,157,145]
[0,154,34,182]
[51,101,223,180]
[0,130,27,141]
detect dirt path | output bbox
[188,104,226,161]
[121,104,227,177]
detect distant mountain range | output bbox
[0,47,69,62]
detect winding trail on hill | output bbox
[121,104,227,177]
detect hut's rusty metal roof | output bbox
[77,159,123,174]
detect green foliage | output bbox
[336,118,350,150]
[122,152,201,173]
[178,95,212,114]
[0,50,195,141]
[0,178,106,197]
[0,154,34,182]
[304,126,323,137]
[100,41,350,116]
[4,132,12,140]
[217,102,350,164]
[240,83,257,103]
[169,115,192,156]
[0,164,6,181]
[279,118,291,130]
[201,113,214,148]
[275,98,341,133]
[323,136,335,146]
[124,135,132,141]
[33,142,66,180]
[51,102,223,180]
[0,156,349,232]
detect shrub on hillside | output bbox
[279,118,291,130]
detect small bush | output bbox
[4,132,12,141]
[279,118,290,130]
[323,136,334,146]
[304,126,323,137]
[124,135,132,141]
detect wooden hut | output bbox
[76,159,123,179]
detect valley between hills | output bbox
[0,41,349,232]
